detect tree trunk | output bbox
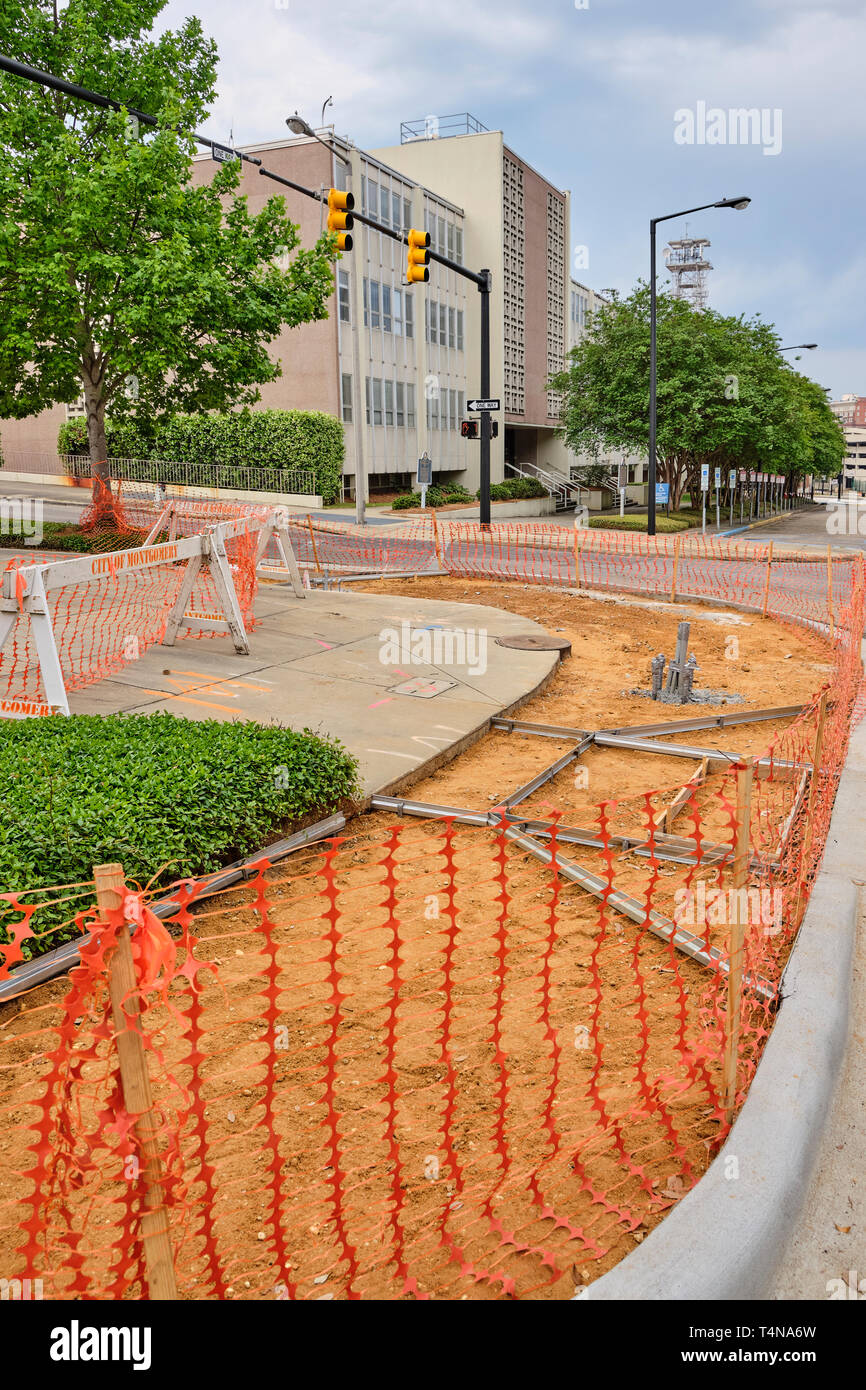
[82,360,119,527]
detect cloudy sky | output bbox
[161,0,864,400]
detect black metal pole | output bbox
[479,270,492,528]
[648,220,657,536]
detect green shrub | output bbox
[0,713,360,965]
[588,515,690,532]
[58,409,345,505]
[0,522,145,554]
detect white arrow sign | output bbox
[467,398,500,412]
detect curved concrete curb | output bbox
[577,697,865,1301]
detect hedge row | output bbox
[0,713,360,963]
[588,514,691,532]
[58,409,345,504]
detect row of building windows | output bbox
[570,288,589,328]
[424,209,463,265]
[360,177,413,235]
[363,278,415,337]
[425,299,465,351]
[426,389,466,432]
[364,377,417,428]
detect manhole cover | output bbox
[495,634,572,657]
[387,677,458,698]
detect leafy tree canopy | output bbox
[0,0,338,496]
[552,284,844,508]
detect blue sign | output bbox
[714,467,722,488]
[655,483,670,504]
[701,464,710,491]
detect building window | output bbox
[407,384,416,428]
[338,270,350,323]
[384,379,394,426]
[456,310,464,351]
[396,382,405,427]
[448,307,456,350]
[405,293,414,339]
[341,373,353,424]
[439,304,447,346]
[427,299,437,345]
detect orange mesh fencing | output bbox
[0,557,862,1300]
[0,514,266,711]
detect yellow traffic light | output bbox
[407,228,430,283]
[327,188,354,252]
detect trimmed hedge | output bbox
[588,515,691,532]
[0,713,360,963]
[58,409,345,504]
[0,521,145,553]
[390,484,474,510]
[478,477,548,502]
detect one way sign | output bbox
[467,398,500,412]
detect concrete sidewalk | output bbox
[68,583,562,797]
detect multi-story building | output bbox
[830,394,866,427]
[375,119,574,490]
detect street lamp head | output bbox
[715,196,751,210]
[286,112,314,137]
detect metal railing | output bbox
[505,460,587,512]
[60,455,318,497]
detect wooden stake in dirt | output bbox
[762,541,774,618]
[95,863,178,1301]
[723,757,754,1124]
[827,546,835,643]
[794,690,829,926]
[670,537,681,603]
[430,509,444,569]
[573,524,582,585]
[306,514,322,577]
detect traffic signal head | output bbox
[460,420,478,439]
[327,189,354,252]
[407,228,430,283]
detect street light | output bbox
[648,196,751,535]
[779,343,818,351]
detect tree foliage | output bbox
[552,285,844,509]
[0,0,337,502]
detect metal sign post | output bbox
[417,452,432,509]
[701,463,709,534]
[715,466,721,529]
[729,468,736,527]
[618,460,627,518]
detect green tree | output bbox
[552,284,833,510]
[0,0,337,510]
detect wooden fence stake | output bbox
[827,546,835,643]
[430,509,444,569]
[96,862,178,1301]
[762,541,774,617]
[723,757,754,1124]
[670,537,681,603]
[573,526,582,585]
[793,690,829,926]
[306,514,322,577]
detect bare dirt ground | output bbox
[0,583,828,1300]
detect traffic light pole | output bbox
[0,54,496,525]
[479,271,492,528]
